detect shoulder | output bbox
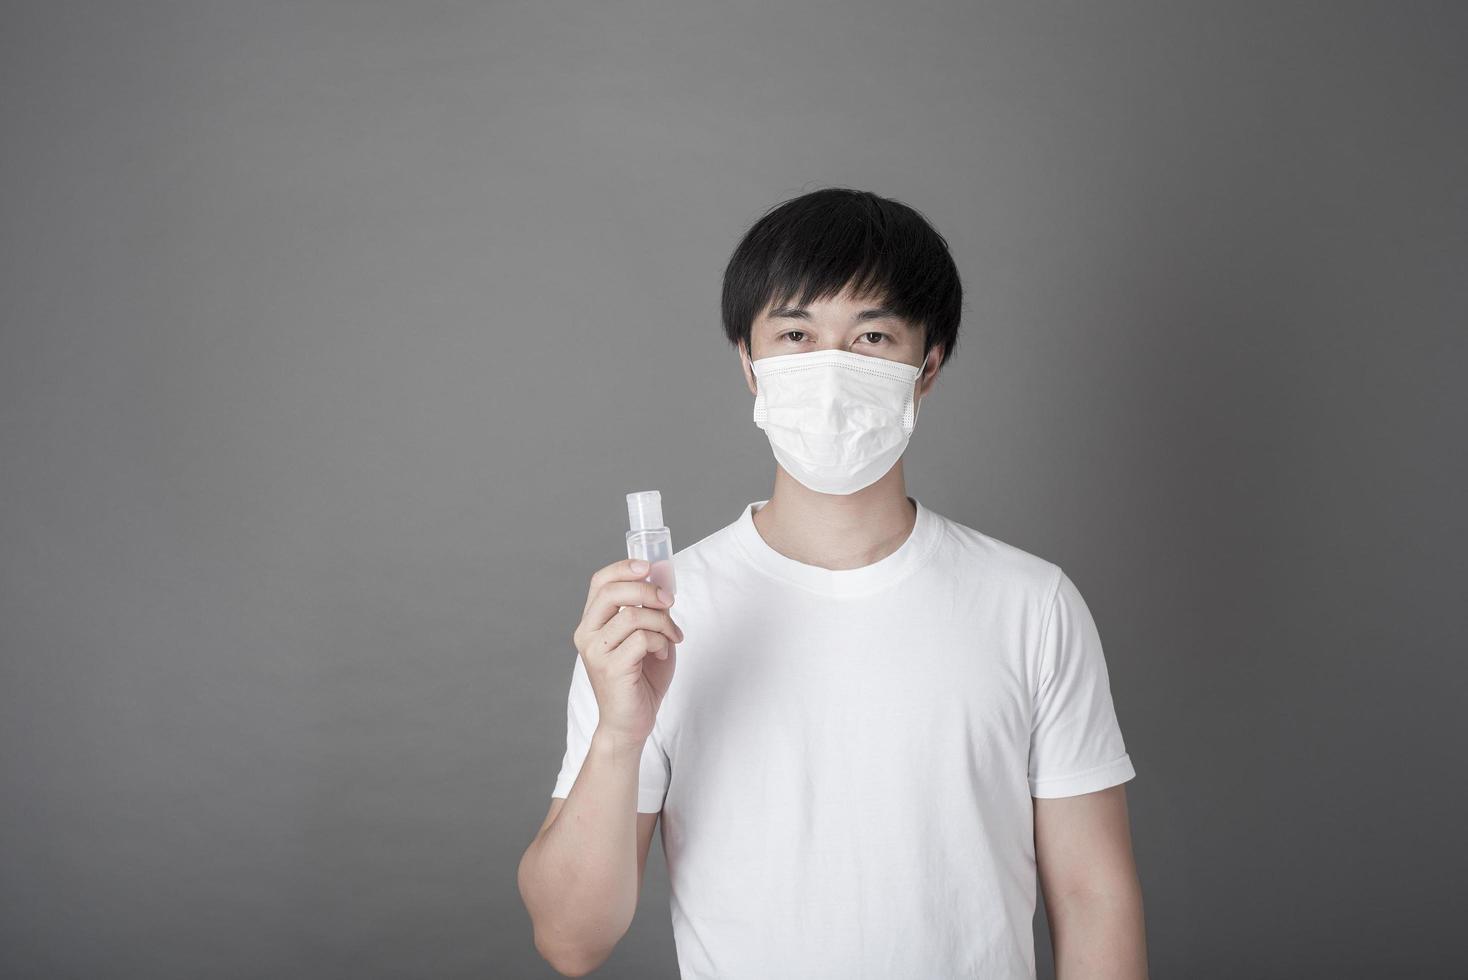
[924,506,1064,604]
[661,517,745,610]
[669,519,737,580]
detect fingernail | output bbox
[656,588,673,604]
[631,560,649,574]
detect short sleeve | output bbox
[1028,569,1136,798]
[550,651,670,813]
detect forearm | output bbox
[1047,882,1149,980]
[518,728,645,975]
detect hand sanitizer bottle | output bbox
[626,490,676,601]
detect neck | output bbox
[751,462,918,571]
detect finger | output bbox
[607,627,669,672]
[585,578,674,632]
[589,605,684,656]
[584,557,657,617]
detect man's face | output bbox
[739,285,942,399]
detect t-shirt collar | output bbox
[729,495,942,597]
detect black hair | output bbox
[721,187,963,368]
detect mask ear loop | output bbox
[905,349,933,431]
[750,352,766,426]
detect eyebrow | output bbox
[767,305,905,325]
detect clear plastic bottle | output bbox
[626,490,676,602]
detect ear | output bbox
[739,340,757,396]
[917,343,944,399]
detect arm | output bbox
[1034,784,1148,980]
[518,557,680,975]
[518,729,662,977]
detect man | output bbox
[518,188,1148,978]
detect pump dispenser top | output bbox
[627,490,664,532]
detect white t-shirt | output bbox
[551,496,1135,979]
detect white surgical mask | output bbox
[751,347,932,495]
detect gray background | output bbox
[2,1,1464,977]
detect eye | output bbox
[778,329,889,345]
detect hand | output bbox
[571,558,684,745]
